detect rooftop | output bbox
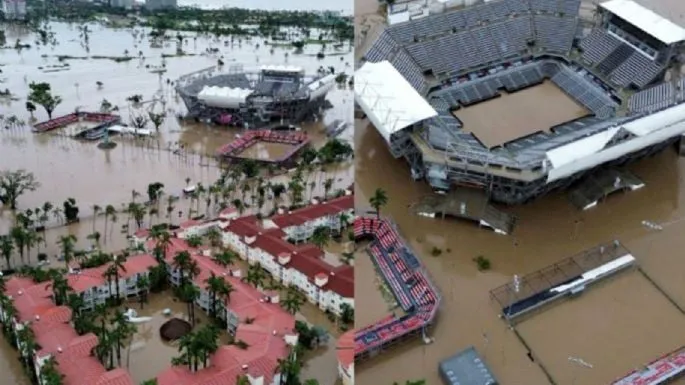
[438,346,498,385]
[270,195,354,228]
[600,0,685,44]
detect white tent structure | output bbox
[355,60,437,143]
[599,0,685,45]
[545,103,685,183]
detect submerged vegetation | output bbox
[24,1,353,43]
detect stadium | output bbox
[176,64,337,128]
[356,0,685,204]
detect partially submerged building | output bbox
[438,346,498,385]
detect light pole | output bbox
[569,356,593,385]
[505,274,520,327]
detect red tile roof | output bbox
[224,216,261,238]
[67,254,158,294]
[270,195,353,228]
[158,250,295,385]
[337,330,354,369]
[3,278,134,385]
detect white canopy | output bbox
[260,65,304,74]
[600,0,685,45]
[355,60,437,143]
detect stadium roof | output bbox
[438,346,498,385]
[355,60,437,143]
[600,0,685,44]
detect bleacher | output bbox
[628,83,675,113]
[390,49,428,93]
[550,66,616,116]
[533,15,577,53]
[580,29,622,65]
[610,51,663,88]
[354,217,441,358]
[580,26,666,89]
[364,30,399,63]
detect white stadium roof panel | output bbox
[354,60,437,143]
[600,0,685,44]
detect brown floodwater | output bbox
[355,118,685,385]
[0,20,352,385]
[237,141,296,161]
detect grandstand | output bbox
[176,64,336,128]
[356,0,685,204]
[353,217,441,362]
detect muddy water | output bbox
[355,119,685,385]
[454,80,589,148]
[238,141,296,161]
[0,21,352,385]
[0,22,353,219]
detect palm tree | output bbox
[369,188,388,219]
[136,275,150,309]
[23,229,40,265]
[205,273,232,319]
[39,356,63,385]
[212,249,237,268]
[112,309,137,367]
[47,271,71,306]
[179,283,200,327]
[281,287,305,315]
[110,255,127,304]
[323,178,334,200]
[173,250,192,286]
[236,375,251,385]
[127,202,146,229]
[205,227,222,247]
[0,235,14,269]
[92,204,101,233]
[17,325,38,371]
[149,227,172,263]
[102,265,118,304]
[103,205,117,245]
[243,264,267,289]
[58,234,77,270]
[10,226,27,266]
[310,226,330,250]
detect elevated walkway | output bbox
[411,189,516,235]
[568,169,644,210]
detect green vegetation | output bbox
[474,255,491,271]
[369,188,388,219]
[0,170,40,210]
[430,247,442,257]
[26,1,353,43]
[27,82,62,119]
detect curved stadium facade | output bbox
[177,64,336,128]
[356,0,685,204]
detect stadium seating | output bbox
[364,30,399,63]
[533,15,577,53]
[390,49,428,93]
[580,29,622,65]
[610,51,664,88]
[550,66,616,116]
[597,44,634,76]
[628,83,675,113]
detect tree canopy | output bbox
[27,82,62,119]
[0,170,40,210]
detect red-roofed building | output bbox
[65,253,157,311]
[267,195,354,242]
[216,199,355,316]
[2,277,135,385]
[337,330,354,385]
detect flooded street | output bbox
[356,119,685,384]
[0,17,352,384]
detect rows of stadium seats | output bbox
[580,28,665,89]
[390,49,428,93]
[550,66,616,117]
[628,83,676,113]
[404,16,534,75]
[580,29,622,64]
[364,30,399,63]
[533,15,577,53]
[610,51,664,88]
[354,217,440,356]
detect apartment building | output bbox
[2,276,135,385]
[267,194,354,242]
[66,253,157,311]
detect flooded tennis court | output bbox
[454,80,589,148]
[517,270,685,385]
[237,141,297,161]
